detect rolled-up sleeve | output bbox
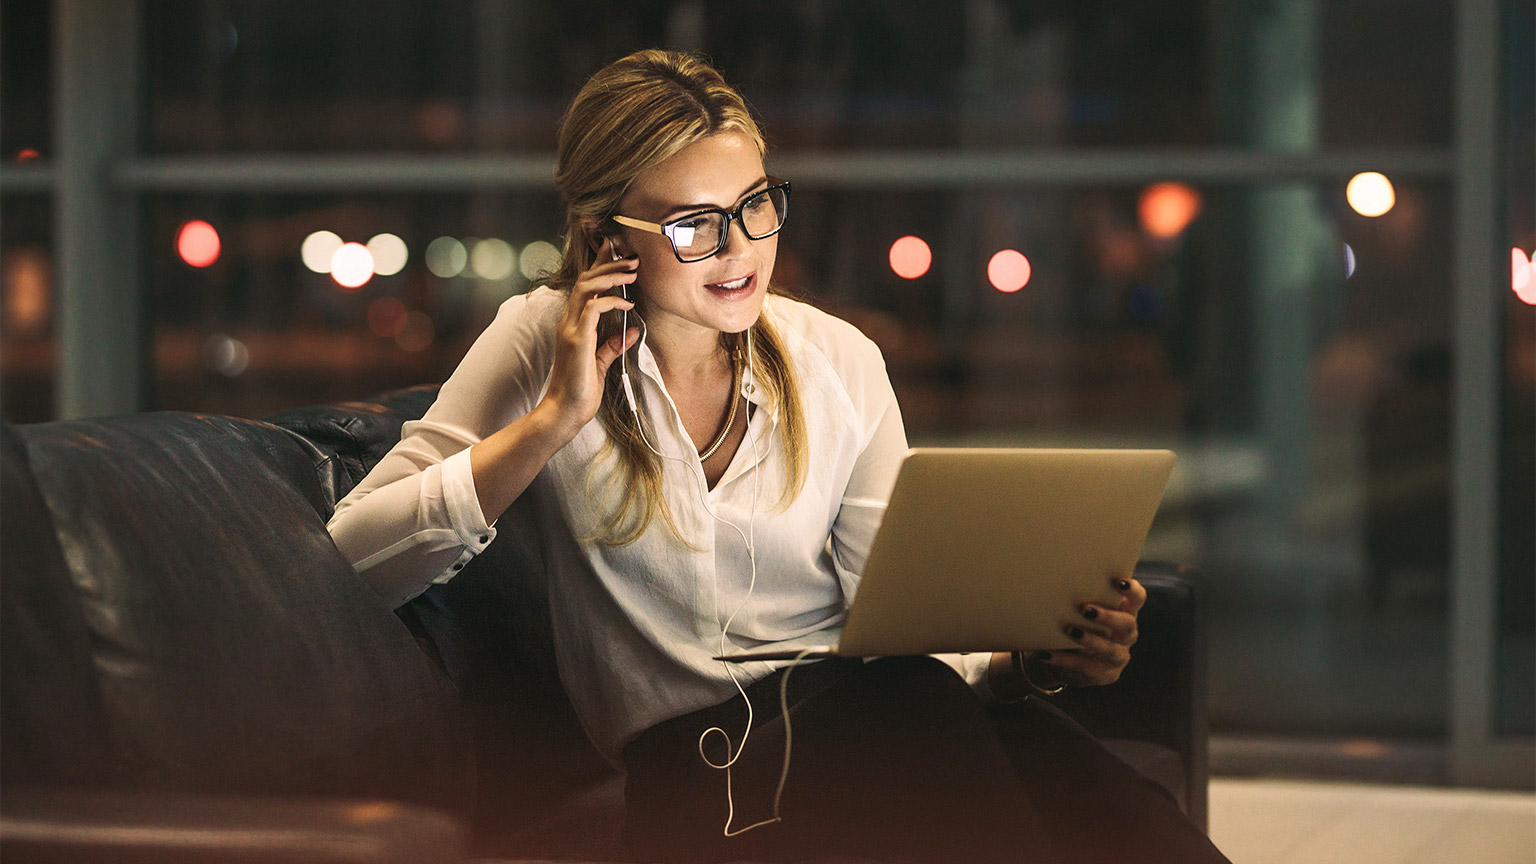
[327,291,552,607]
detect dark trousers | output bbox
[622,656,1229,864]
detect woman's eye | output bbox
[742,195,768,212]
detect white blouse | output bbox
[327,287,988,761]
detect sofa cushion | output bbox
[0,424,115,788]
[7,412,473,815]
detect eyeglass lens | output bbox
[667,186,787,261]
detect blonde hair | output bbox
[546,49,808,547]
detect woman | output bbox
[328,49,1227,864]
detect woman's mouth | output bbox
[705,272,756,300]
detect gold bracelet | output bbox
[1013,651,1066,696]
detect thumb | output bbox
[596,327,640,374]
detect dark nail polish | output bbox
[1083,606,1100,620]
[1116,579,1131,591]
[1068,627,1084,640]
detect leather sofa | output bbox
[1,385,1208,863]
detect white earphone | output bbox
[606,243,795,836]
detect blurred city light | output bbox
[889,236,932,279]
[519,240,561,281]
[366,233,409,277]
[201,333,249,377]
[177,220,221,268]
[368,296,409,338]
[471,238,516,281]
[1346,172,1395,217]
[1138,182,1203,239]
[330,242,375,289]
[301,231,343,273]
[987,249,1032,293]
[3,247,51,336]
[1514,247,1536,306]
[15,148,40,162]
[396,311,435,351]
[1344,243,1357,279]
[425,236,467,278]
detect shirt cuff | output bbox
[440,446,496,552]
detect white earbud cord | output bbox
[618,306,805,837]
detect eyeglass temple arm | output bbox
[610,214,666,235]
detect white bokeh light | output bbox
[519,240,561,281]
[471,238,516,281]
[301,231,344,273]
[1346,172,1395,217]
[425,236,467,278]
[366,233,409,277]
[330,242,375,289]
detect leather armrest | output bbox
[0,788,467,864]
[1050,561,1208,830]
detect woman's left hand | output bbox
[1038,576,1145,687]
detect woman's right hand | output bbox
[540,238,641,437]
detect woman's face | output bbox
[610,131,778,343]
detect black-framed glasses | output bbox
[610,179,790,263]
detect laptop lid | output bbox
[833,447,1176,657]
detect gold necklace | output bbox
[697,354,742,461]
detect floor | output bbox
[1208,777,1536,864]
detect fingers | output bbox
[1047,626,1132,686]
[595,326,641,372]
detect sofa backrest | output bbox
[265,388,618,836]
[0,413,473,816]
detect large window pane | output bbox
[141,1,1453,155]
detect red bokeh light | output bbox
[1139,182,1203,239]
[176,220,221,268]
[987,250,1031,293]
[1514,247,1536,306]
[889,236,932,279]
[368,296,409,337]
[15,148,40,162]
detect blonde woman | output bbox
[328,50,1227,864]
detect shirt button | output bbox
[452,563,464,571]
[478,535,488,544]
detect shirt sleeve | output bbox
[824,337,993,697]
[327,292,553,608]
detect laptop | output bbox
[716,447,1176,662]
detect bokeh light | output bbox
[3,247,51,336]
[201,333,249,377]
[396,311,435,352]
[366,233,409,277]
[177,220,221,268]
[889,236,932,279]
[519,240,561,281]
[1344,244,1357,279]
[471,238,516,281]
[1514,247,1536,306]
[15,148,40,162]
[1138,182,1203,239]
[1346,172,1395,217]
[330,242,375,289]
[425,236,467,278]
[987,249,1032,293]
[368,296,409,338]
[301,231,343,273]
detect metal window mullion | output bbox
[54,0,144,418]
[103,149,1454,194]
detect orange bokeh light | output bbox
[1138,182,1203,239]
[889,236,933,279]
[176,220,221,268]
[987,250,1032,293]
